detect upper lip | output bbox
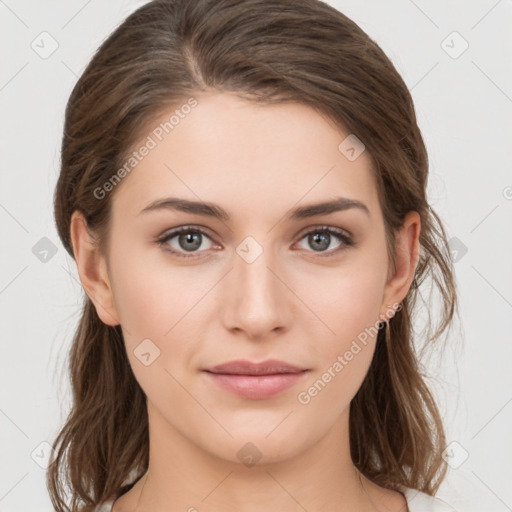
[204,359,308,375]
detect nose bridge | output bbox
[235,233,278,302]
[223,233,288,336]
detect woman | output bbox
[48,0,460,510]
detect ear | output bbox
[379,210,421,322]
[69,210,120,326]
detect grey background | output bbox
[1,1,511,510]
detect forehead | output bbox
[110,92,378,222]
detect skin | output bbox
[70,91,420,512]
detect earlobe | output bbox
[69,211,120,326]
[380,211,421,320]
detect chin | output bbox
[200,427,318,468]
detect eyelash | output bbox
[156,225,355,259]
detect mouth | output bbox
[202,359,310,400]
[204,358,308,375]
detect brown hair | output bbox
[49,0,459,510]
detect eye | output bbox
[156,225,355,260]
[295,226,354,256]
[156,226,217,259]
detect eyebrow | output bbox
[139,196,370,221]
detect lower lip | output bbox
[203,371,309,400]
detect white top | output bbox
[94,485,459,511]
[400,486,459,511]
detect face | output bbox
[72,91,418,466]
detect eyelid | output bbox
[156,224,355,259]
[295,224,353,241]
[293,225,355,257]
[156,225,217,259]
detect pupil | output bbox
[310,232,329,251]
[180,232,201,251]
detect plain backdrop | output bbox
[1,1,511,511]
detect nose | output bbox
[221,241,291,341]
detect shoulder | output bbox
[92,479,137,511]
[400,486,459,512]
[90,498,115,512]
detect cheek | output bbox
[109,264,192,401]
[293,249,386,407]
[298,256,386,343]
[296,270,382,417]
[107,245,215,376]
[109,240,203,336]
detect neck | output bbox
[112,402,405,512]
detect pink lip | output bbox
[205,358,307,375]
[204,372,309,400]
[203,359,309,400]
